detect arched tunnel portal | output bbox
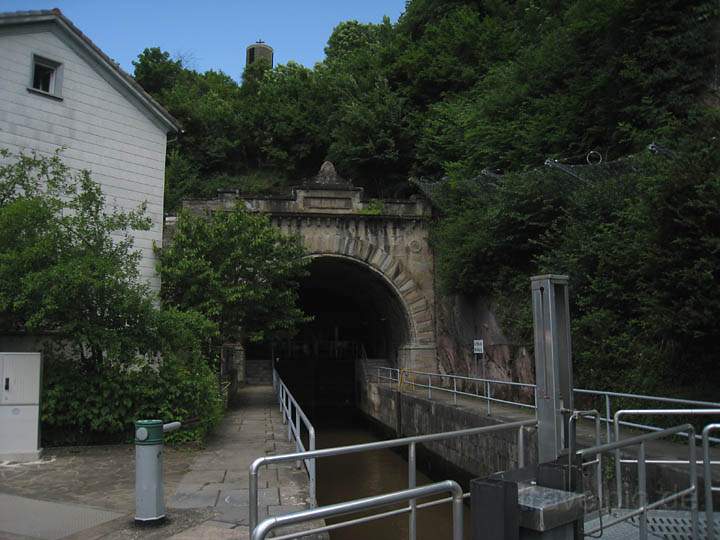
[276,255,414,416]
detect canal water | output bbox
[314,414,471,540]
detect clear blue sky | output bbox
[3,1,407,80]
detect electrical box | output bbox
[0,352,42,461]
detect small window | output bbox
[28,55,63,99]
[33,63,55,92]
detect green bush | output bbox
[42,346,224,446]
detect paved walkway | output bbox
[166,385,316,539]
[0,385,317,540]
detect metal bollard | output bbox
[134,419,181,524]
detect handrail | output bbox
[704,424,720,540]
[375,367,720,443]
[251,480,464,540]
[613,409,720,510]
[249,417,536,535]
[577,423,698,539]
[272,369,316,503]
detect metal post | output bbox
[453,378,457,405]
[428,375,432,399]
[309,427,316,505]
[408,442,417,540]
[249,464,259,532]
[605,394,612,444]
[638,442,647,540]
[295,407,301,469]
[531,274,574,464]
[689,429,699,539]
[704,425,718,540]
[518,426,525,468]
[452,490,464,540]
[287,400,292,442]
[486,381,491,415]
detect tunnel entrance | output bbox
[276,255,411,419]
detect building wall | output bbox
[0,25,168,291]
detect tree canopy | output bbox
[157,207,309,344]
[132,0,719,397]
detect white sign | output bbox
[473,339,484,355]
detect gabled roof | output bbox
[0,8,181,133]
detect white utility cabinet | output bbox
[0,352,42,461]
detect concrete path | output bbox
[166,385,316,539]
[0,385,318,540]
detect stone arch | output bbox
[302,235,434,347]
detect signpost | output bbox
[473,339,485,381]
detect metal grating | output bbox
[586,509,719,539]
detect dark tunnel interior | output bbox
[275,256,410,418]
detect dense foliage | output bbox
[0,150,223,444]
[132,0,719,397]
[157,207,309,344]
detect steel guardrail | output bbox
[577,423,699,539]
[252,480,464,540]
[375,367,720,444]
[704,424,720,540]
[249,417,535,536]
[272,369,316,502]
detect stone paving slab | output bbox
[0,492,123,540]
[0,385,323,539]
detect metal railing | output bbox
[375,367,720,443]
[272,369,316,502]
[612,409,720,510]
[577,423,699,539]
[251,480,464,540]
[704,424,720,540]
[249,417,536,537]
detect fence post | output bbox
[605,394,612,444]
[689,430,699,539]
[638,442,647,540]
[295,407,301,469]
[486,381,491,415]
[428,375,432,399]
[517,426,525,468]
[408,442,417,540]
[453,378,457,405]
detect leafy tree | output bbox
[157,206,309,343]
[0,150,157,359]
[132,47,184,96]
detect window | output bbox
[28,55,63,99]
[33,63,54,92]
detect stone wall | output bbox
[357,380,537,486]
[435,293,534,389]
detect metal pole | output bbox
[428,375,432,399]
[689,429,699,540]
[453,378,457,405]
[605,394,612,444]
[408,442,417,540]
[638,442,647,540]
[249,463,259,533]
[518,426,525,468]
[486,381,491,415]
[287,399,292,442]
[309,426,316,505]
[295,407,301,469]
[704,424,718,540]
[452,490,463,540]
[615,417,623,509]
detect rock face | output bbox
[435,293,534,388]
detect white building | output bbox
[0,9,180,292]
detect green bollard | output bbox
[135,419,180,524]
